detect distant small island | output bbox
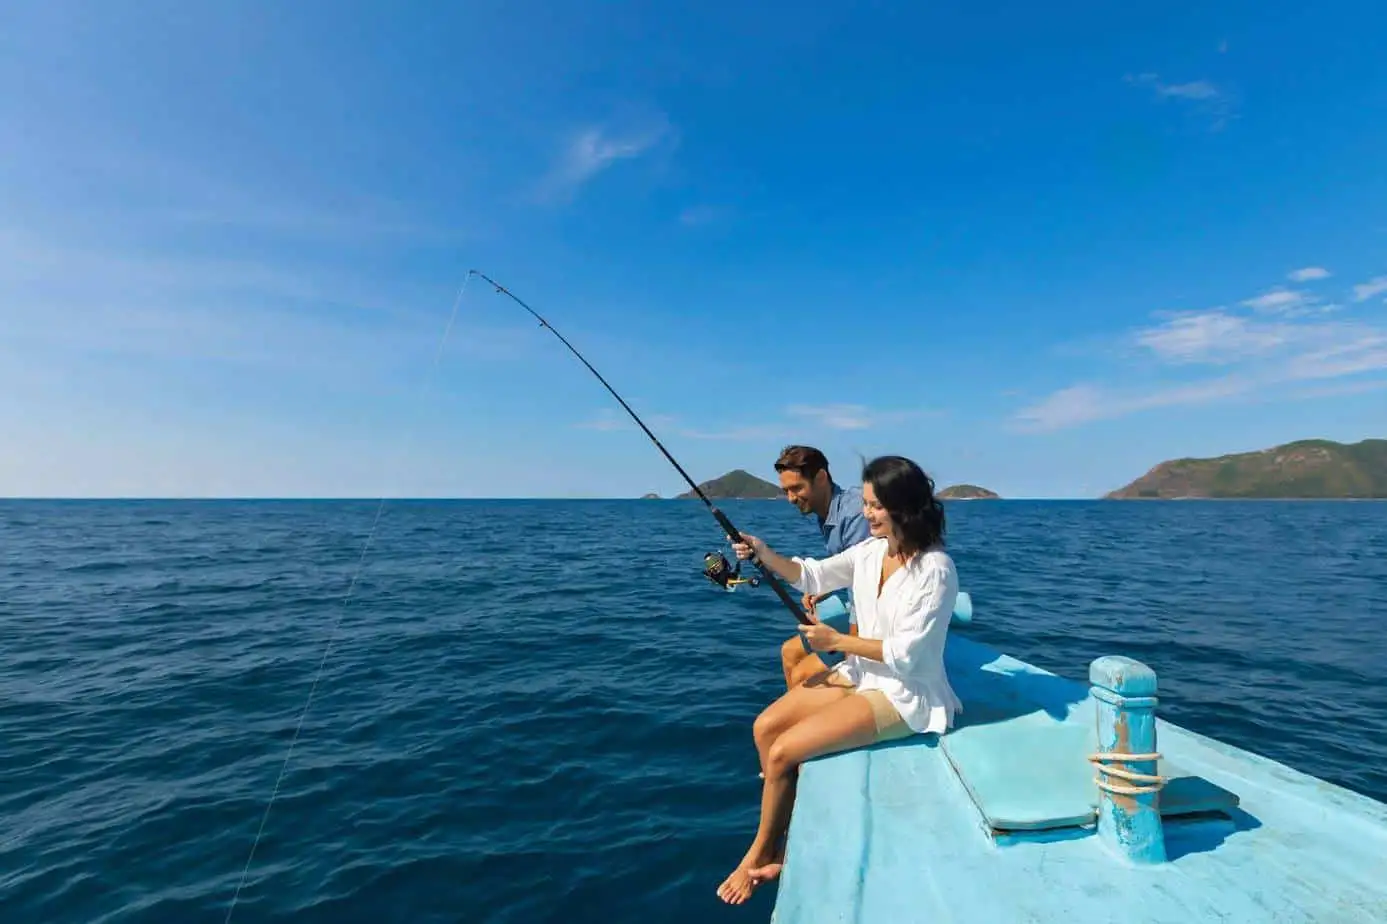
[1105,438,1387,499]
[639,492,661,500]
[676,469,783,500]
[938,484,1000,500]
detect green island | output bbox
[652,472,1004,501]
[675,469,783,500]
[938,484,1001,500]
[638,439,1385,501]
[663,471,1006,501]
[1105,438,1387,499]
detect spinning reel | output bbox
[702,549,760,592]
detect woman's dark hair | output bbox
[861,455,946,556]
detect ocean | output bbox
[3,498,1385,923]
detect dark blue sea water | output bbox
[3,498,1385,923]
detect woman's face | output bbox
[862,482,893,539]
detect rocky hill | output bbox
[677,469,782,500]
[1105,438,1387,499]
[939,484,1000,500]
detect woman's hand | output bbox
[731,534,769,562]
[729,533,804,587]
[798,620,843,652]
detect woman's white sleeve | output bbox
[791,545,857,596]
[882,563,956,676]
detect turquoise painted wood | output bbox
[1089,655,1167,864]
[768,631,1387,923]
[939,695,1239,836]
[950,590,972,625]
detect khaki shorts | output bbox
[821,671,913,742]
[861,689,913,742]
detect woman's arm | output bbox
[732,534,857,596]
[731,536,803,584]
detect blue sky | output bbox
[2,1,1385,498]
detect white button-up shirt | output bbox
[793,536,962,734]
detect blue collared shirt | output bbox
[815,482,871,629]
[819,482,871,557]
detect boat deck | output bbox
[770,634,1387,923]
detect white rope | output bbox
[223,269,475,923]
[1088,750,1167,797]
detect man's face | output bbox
[778,469,823,514]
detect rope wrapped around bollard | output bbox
[1088,750,1168,796]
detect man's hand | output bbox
[801,592,819,622]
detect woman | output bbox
[716,455,962,906]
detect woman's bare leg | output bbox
[752,669,852,773]
[717,691,881,905]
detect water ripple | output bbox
[0,498,1384,922]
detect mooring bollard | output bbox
[1088,655,1168,864]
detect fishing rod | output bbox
[470,270,813,631]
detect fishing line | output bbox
[223,270,475,923]
[469,270,813,630]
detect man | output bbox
[772,445,871,689]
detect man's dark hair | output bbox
[774,445,830,481]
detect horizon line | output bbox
[0,494,1081,501]
[4,495,1381,503]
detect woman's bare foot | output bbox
[716,866,759,905]
[716,846,778,905]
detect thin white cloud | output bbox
[1240,287,1311,313]
[574,401,938,441]
[1288,378,1387,400]
[1136,310,1290,364]
[1013,337,1387,432]
[785,403,937,430]
[1013,379,1252,432]
[1352,275,1387,302]
[675,424,793,441]
[0,123,470,252]
[1125,73,1220,100]
[1160,80,1219,100]
[572,410,785,442]
[152,198,468,248]
[1013,282,1387,432]
[533,117,674,203]
[786,403,876,430]
[1124,72,1235,129]
[0,226,529,382]
[1288,266,1331,282]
